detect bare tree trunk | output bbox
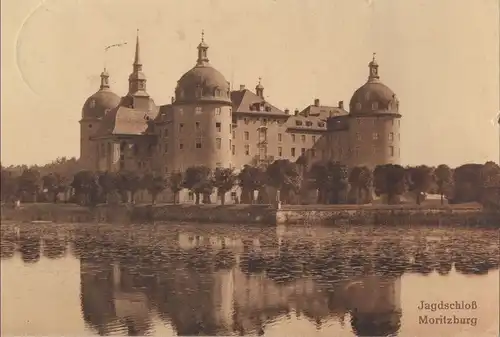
[195,193,201,205]
[220,191,226,205]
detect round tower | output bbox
[171,31,233,171]
[347,54,401,169]
[79,69,120,170]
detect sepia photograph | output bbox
[1,0,499,336]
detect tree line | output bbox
[1,158,499,209]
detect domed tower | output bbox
[348,54,401,169]
[79,69,120,170]
[171,32,233,171]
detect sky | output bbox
[1,0,499,167]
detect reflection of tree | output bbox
[43,231,67,259]
[19,229,41,263]
[0,228,17,259]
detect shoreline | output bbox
[1,202,498,227]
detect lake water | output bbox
[1,222,499,337]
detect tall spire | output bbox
[134,29,142,71]
[128,29,148,96]
[100,68,110,90]
[197,30,210,66]
[368,52,379,81]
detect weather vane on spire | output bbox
[258,77,262,84]
[201,29,205,42]
[372,52,376,62]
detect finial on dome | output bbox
[368,52,379,81]
[256,77,264,98]
[196,30,209,66]
[100,68,110,90]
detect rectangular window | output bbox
[164,128,169,137]
[229,124,232,133]
[232,131,236,139]
[262,118,267,125]
[216,122,221,132]
[244,131,249,140]
[389,146,394,156]
[389,132,394,141]
[215,107,221,115]
[292,134,296,142]
[196,139,202,149]
[373,132,379,140]
[301,148,306,155]
[229,139,232,150]
[291,147,296,157]
[179,143,184,150]
[301,135,306,142]
[244,118,249,125]
[278,147,282,156]
[216,138,221,149]
[278,133,282,142]
[245,145,250,155]
[179,123,184,132]
[195,107,202,114]
[311,149,316,157]
[312,135,316,143]
[164,143,168,153]
[195,122,200,130]
[232,145,235,155]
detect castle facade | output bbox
[79,33,401,203]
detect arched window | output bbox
[355,102,362,110]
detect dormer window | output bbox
[295,120,303,126]
[305,121,313,127]
[265,106,271,112]
[318,122,325,127]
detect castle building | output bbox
[80,33,401,204]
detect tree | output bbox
[327,162,349,204]
[434,164,453,205]
[213,167,237,205]
[71,170,99,206]
[308,162,330,204]
[1,167,19,202]
[479,161,500,209]
[97,171,118,203]
[373,164,407,204]
[406,165,434,205]
[42,173,65,203]
[348,166,373,204]
[142,173,167,205]
[17,168,41,202]
[238,165,266,204]
[183,166,213,204]
[266,159,302,204]
[117,171,142,204]
[168,171,184,204]
[452,164,483,203]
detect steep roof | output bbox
[95,106,157,137]
[231,89,287,116]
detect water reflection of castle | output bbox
[1,224,499,336]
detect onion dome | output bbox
[174,31,231,105]
[349,53,400,115]
[81,69,120,119]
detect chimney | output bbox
[294,108,299,116]
[314,98,320,107]
[338,100,344,109]
[240,85,246,90]
[285,108,290,115]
